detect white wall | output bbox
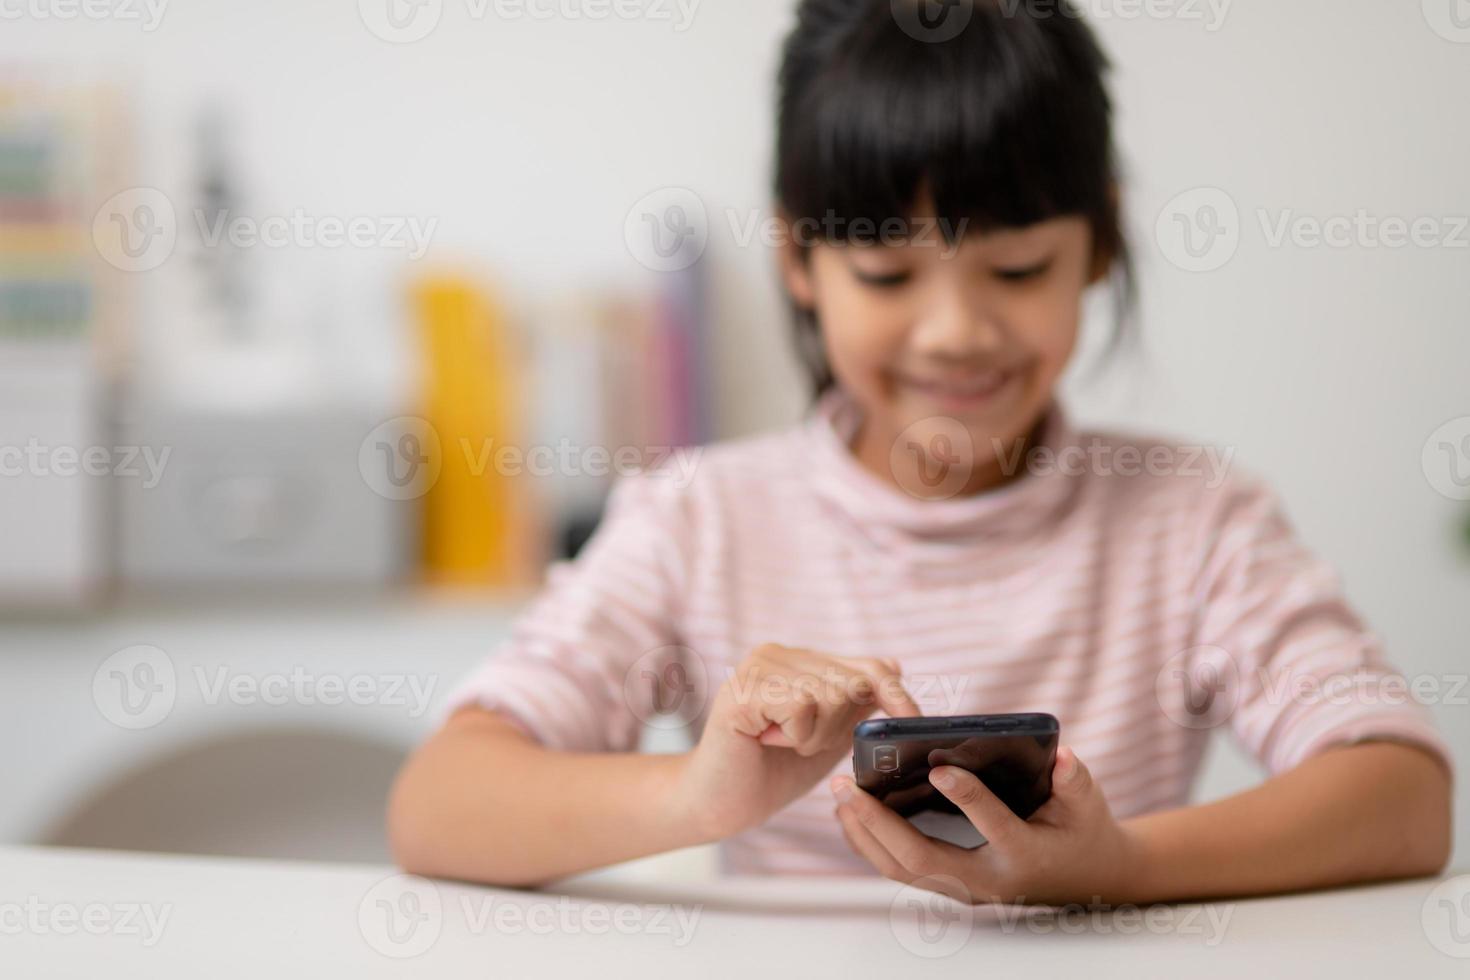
[4,0,1466,859]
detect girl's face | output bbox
[781,206,1106,497]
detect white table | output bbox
[2,846,1467,978]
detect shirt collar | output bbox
[800,385,1084,547]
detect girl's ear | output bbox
[1087,183,1123,285]
[776,209,817,309]
[1087,245,1113,286]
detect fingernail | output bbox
[930,768,956,790]
[830,777,854,803]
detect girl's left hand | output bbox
[831,747,1142,907]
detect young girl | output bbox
[389,0,1453,905]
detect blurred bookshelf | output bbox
[0,78,714,612]
[407,261,713,592]
[0,73,128,608]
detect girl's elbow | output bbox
[1416,788,1454,877]
[385,766,440,877]
[385,767,551,889]
[1395,751,1455,878]
[1404,815,1453,879]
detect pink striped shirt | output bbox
[447,390,1451,875]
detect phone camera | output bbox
[874,745,900,773]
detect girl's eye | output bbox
[851,267,913,288]
[993,259,1053,283]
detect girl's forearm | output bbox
[388,708,706,887]
[1118,742,1453,904]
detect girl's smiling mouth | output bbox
[892,365,1027,413]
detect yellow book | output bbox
[412,275,540,589]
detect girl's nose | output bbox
[909,278,1006,359]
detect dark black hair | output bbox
[775,0,1133,395]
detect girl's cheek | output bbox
[824,296,910,374]
[1012,286,1084,361]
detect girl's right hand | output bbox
[674,643,920,841]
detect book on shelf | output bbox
[0,78,126,606]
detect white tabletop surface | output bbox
[2,845,1468,978]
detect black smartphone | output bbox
[852,713,1059,849]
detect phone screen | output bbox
[852,715,1058,849]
